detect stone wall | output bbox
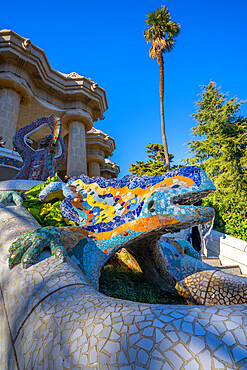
[205,230,247,274]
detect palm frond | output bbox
[144,5,181,55]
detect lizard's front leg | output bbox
[0,191,24,207]
[9,226,67,269]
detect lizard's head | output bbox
[38,133,53,149]
[61,166,215,245]
[140,169,215,231]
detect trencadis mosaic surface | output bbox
[1,166,247,368]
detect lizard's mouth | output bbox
[168,166,216,207]
[146,183,216,233]
[172,189,213,206]
[165,186,216,232]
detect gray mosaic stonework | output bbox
[1,204,247,369]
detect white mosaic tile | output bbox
[174,343,191,361]
[164,350,184,368]
[214,345,233,365]
[138,349,149,365]
[1,205,247,369]
[198,349,212,369]
[188,336,205,354]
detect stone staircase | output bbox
[202,256,243,276]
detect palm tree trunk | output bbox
[157,52,170,172]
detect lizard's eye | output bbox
[148,200,156,213]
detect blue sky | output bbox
[2,0,247,176]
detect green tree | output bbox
[144,6,181,172]
[203,191,247,241]
[129,143,176,176]
[184,82,247,193]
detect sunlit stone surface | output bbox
[1,167,247,368]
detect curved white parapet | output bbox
[0,147,23,169]
[0,148,23,181]
[0,147,22,160]
[0,179,43,191]
[206,229,247,275]
[0,205,247,369]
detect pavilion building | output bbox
[0,29,119,180]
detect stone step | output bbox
[202,257,242,275]
[218,265,242,275]
[202,257,222,267]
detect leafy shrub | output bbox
[99,266,187,304]
[203,191,247,241]
[22,175,77,227]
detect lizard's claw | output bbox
[9,227,67,269]
[0,191,23,207]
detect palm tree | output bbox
[144,6,181,172]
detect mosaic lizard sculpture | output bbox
[1,166,247,368]
[5,166,247,305]
[13,115,66,181]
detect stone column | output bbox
[100,170,112,179]
[86,129,117,179]
[0,89,21,149]
[67,121,87,177]
[86,147,105,178]
[0,74,32,150]
[100,161,120,179]
[88,161,101,177]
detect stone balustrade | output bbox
[101,158,120,179]
[86,128,117,178]
[0,147,23,180]
[205,229,247,274]
[0,29,120,179]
